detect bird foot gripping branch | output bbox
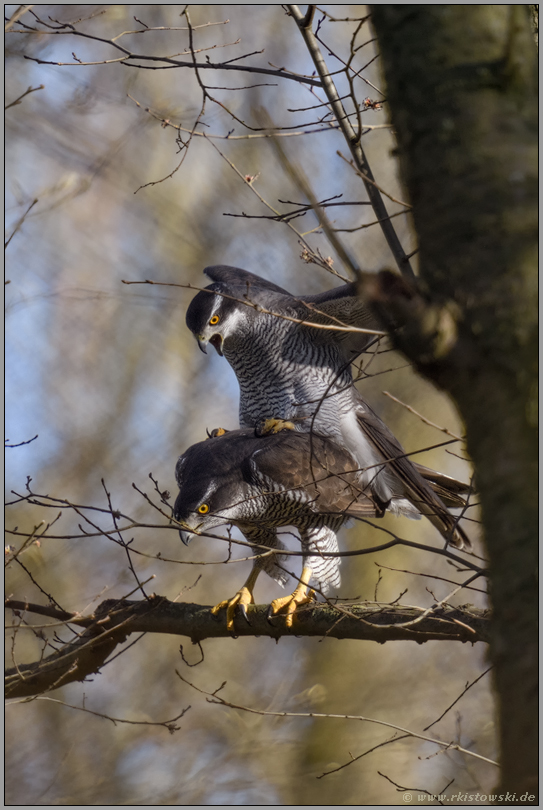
[211,587,255,633]
[267,589,316,629]
[268,567,316,629]
[210,565,262,633]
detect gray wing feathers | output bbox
[413,464,470,508]
[295,285,383,360]
[204,265,291,296]
[354,401,471,549]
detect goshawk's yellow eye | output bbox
[209,314,220,326]
[197,503,210,515]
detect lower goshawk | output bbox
[173,428,385,629]
[186,265,471,551]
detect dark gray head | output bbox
[185,282,244,357]
[173,430,260,544]
[185,265,290,355]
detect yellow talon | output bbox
[255,418,296,437]
[211,567,262,632]
[269,585,315,627]
[269,567,315,627]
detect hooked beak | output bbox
[179,529,196,546]
[209,334,224,357]
[196,337,207,355]
[175,516,198,545]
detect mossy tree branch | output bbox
[5,597,490,699]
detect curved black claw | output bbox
[238,602,251,625]
[206,426,229,439]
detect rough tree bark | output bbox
[5,598,490,699]
[369,5,538,801]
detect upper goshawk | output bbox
[173,428,386,628]
[186,265,471,550]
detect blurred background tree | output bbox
[6,4,535,804]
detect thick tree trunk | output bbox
[370,5,538,802]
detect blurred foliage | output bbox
[5,5,493,805]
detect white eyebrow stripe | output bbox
[210,295,223,319]
[198,480,217,507]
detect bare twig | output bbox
[18,696,190,733]
[287,5,415,280]
[5,84,44,110]
[17,15,323,86]
[101,478,150,599]
[179,673,498,767]
[337,150,411,207]
[5,4,35,32]
[318,732,411,778]
[129,93,391,139]
[5,434,39,448]
[383,391,463,440]
[121,278,384,334]
[424,667,494,731]
[257,107,363,281]
[378,771,455,806]
[375,562,487,594]
[5,199,38,248]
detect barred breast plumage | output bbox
[186,265,471,550]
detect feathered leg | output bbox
[211,527,287,631]
[269,521,343,628]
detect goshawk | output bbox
[173,428,384,628]
[186,265,470,550]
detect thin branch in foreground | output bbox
[378,771,455,806]
[5,434,39,448]
[4,4,35,32]
[337,150,411,208]
[374,562,487,595]
[8,473,484,571]
[287,4,415,280]
[8,467,483,567]
[383,391,463,440]
[101,478,149,599]
[128,91,362,140]
[5,84,44,110]
[314,8,371,25]
[424,666,494,731]
[331,208,408,233]
[177,672,498,767]
[202,135,351,282]
[5,198,38,248]
[14,557,67,613]
[18,15,324,87]
[256,107,364,282]
[318,732,411,778]
[121,278,384,334]
[14,695,190,733]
